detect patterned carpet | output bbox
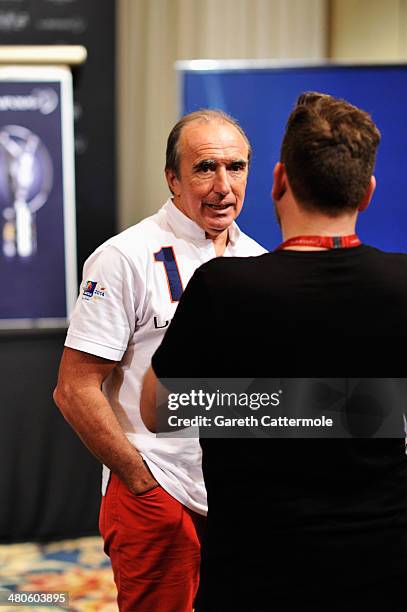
[0,536,117,611]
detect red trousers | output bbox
[99,473,205,612]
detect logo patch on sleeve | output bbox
[82,280,107,301]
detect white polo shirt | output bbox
[65,198,266,515]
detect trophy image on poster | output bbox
[0,125,53,258]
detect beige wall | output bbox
[330,0,407,60]
[117,0,329,229]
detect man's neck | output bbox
[206,229,229,256]
[280,212,358,251]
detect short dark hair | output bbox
[165,109,252,177]
[280,92,381,216]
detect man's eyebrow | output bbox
[192,158,248,171]
[192,159,217,171]
[228,158,247,166]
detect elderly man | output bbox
[53,109,265,612]
[142,94,407,611]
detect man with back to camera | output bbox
[141,93,407,611]
[53,109,266,612]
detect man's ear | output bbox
[165,169,180,197]
[358,175,376,212]
[272,162,287,201]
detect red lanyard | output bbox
[274,234,361,251]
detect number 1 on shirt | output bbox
[154,246,184,302]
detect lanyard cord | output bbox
[274,234,361,251]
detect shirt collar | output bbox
[163,197,241,246]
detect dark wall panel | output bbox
[0,331,101,542]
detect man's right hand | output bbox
[126,461,159,496]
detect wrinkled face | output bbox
[166,120,249,238]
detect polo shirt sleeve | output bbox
[65,245,138,361]
[152,265,212,378]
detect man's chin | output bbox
[205,220,233,235]
[204,210,236,227]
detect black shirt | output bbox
[152,246,407,611]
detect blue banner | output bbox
[179,62,407,253]
[0,67,76,327]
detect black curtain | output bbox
[0,330,101,543]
